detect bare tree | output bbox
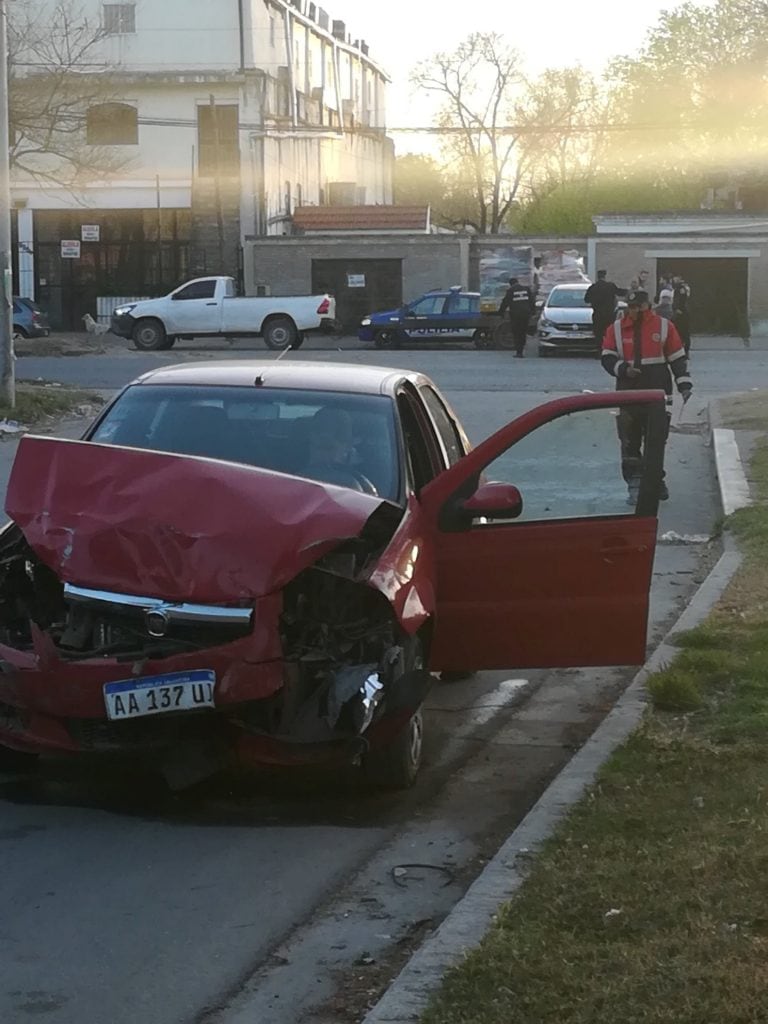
[411,33,528,234]
[517,67,608,203]
[9,0,128,186]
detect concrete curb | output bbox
[361,409,748,1024]
[713,428,752,516]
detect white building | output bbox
[11,0,393,328]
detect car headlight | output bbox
[113,304,137,317]
[539,316,555,328]
[361,317,371,327]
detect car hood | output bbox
[542,306,592,325]
[6,436,385,603]
[369,308,402,323]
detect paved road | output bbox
[0,342,726,1023]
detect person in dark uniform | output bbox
[498,277,535,357]
[585,270,620,357]
[671,275,692,357]
[601,290,693,504]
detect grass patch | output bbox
[0,385,103,426]
[717,390,768,432]
[421,434,768,1024]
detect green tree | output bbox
[607,0,768,178]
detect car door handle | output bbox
[206,302,217,306]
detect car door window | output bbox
[478,407,648,521]
[448,294,475,314]
[408,295,446,316]
[419,386,465,466]
[174,280,216,301]
[397,391,443,489]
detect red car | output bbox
[0,362,667,789]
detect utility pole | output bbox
[0,0,14,406]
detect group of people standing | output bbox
[585,269,693,357]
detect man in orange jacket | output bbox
[601,289,693,503]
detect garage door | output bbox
[656,257,748,335]
[312,259,402,332]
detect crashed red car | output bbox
[0,362,667,789]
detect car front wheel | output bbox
[363,638,426,790]
[374,329,400,349]
[132,319,167,351]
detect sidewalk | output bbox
[363,394,760,1024]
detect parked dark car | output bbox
[0,361,666,790]
[13,296,50,339]
[359,287,485,348]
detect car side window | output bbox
[408,295,446,316]
[448,294,474,314]
[420,386,465,467]
[174,280,216,301]
[479,407,646,521]
[12,300,20,313]
[397,391,442,490]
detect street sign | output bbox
[81,224,100,242]
[347,273,366,288]
[61,239,81,259]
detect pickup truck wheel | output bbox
[263,316,297,350]
[473,328,493,349]
[132,319,167,351]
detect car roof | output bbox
[133,360,435,397]
[424,290,480,298]
[548,282,589,291]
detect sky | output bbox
[326,0,710,152]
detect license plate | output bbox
[103,670,216,721]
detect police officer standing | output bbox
[498,277,535,357]
[601,290,693,504]
[585,270,620,357]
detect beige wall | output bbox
[243,235,468,297]
[595,236,768,333]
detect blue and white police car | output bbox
[358,287,486,348]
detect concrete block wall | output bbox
[243,235,469,297]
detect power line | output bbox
[39,110,737,135]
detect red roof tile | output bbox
[292,205,430,232]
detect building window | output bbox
[86,103,138,145]
[197,105,240,177]
[270,16,275,46]
[103,4,136,34]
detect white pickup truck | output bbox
[110,276,335,351]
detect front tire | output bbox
[374,329,400,350]
[363,638,425,790]
[132,319,167,351]
[473,328,493,350]
[263,316,298,350]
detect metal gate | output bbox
[311,259,402,332]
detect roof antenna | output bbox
[275,345,292,362]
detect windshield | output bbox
[547,288,588,308]
[89,385,401,502]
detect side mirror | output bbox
[461,481,523,520]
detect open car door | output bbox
[419,391,667,672]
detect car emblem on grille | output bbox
[145,609,170,638]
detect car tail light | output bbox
[316,298,330,315]
[32,312,42,322]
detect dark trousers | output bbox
[617,406,671,486]
[674,312,691,356]
[592,311,614,353]
[510,315,528,355]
